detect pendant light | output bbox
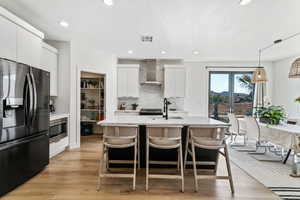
[289,58,300,78]
[252,49,268,83]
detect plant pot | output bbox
[259,117,279,125]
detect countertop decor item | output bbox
[257,106,286,125]
[289,58,300,78]
[131,103,138,110]
[295,97,300,103]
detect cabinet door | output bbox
[41,47,58,96]
[164,68,176,98]
[17,27,42,68]
[0,16,17,61]
[126,68,139,97]
[175,68,185,97]
[117,68,128,97]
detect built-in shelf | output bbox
[81,120,98,123]
[81,109,101,112]
[81,88,102,90]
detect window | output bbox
[209,72,255,122]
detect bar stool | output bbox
[146,125,184,192]
[184,126,234,194]
[97,124,139,191]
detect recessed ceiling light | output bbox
[161,51,166,54]
[104,0,114,6]
[128,50,133,54]
[239,0,252,6]
[193,51,199,55]
[59,20,69,28]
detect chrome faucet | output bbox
[163,98,172,120]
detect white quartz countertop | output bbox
[50,113,70,121]
[98,115,229,127]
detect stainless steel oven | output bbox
[49,118,67,142]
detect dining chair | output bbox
[227,113,247,146]
[184,126,234,194]
[97,124,139,191]
[146,125,184,192]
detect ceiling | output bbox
[1,0,300,61]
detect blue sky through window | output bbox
[210,73,252,94]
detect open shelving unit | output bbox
[80,72,105,136]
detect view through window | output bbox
[209,72,255,122]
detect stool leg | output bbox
[179,143,184,192]
[184,132,189,170]
[177,149,180,171]
[191,139,198,192]
[97,144,105,191]
[137,135,140,169]
[133,139,137,191]
[224,144,234,194]
[146,138,149,191]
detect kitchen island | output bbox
[98,116,230,169]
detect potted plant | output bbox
[295,97,300,103]
[257,106,286,125]
[132,103,139,110]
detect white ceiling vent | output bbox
[141,35,153,42]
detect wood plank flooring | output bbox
[1,135,280,200]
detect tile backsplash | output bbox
[118,83,184,111]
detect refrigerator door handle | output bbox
[30,71,37,125]
[26,74,34,124]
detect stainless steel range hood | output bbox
[141,59,162,85]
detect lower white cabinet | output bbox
[41,42,58,96]
[117,65,140,98]
[164,66,186,98]
[49,136,68,158]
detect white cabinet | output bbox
[164,66,185,98]
[41,43,58,96]
[117,65,140,98]
[0,7,44,67]
[17,27,42,68]
[0,16,17,60]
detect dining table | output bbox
[238,118,300,176]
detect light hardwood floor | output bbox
[1,135,279,200]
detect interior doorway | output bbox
[80,71,106,142]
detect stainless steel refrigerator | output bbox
[0,58,50,196]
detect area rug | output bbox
[229,145,300,200]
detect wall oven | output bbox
[49,118,67,142]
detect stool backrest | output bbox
[228,113,239,134]
[244,116,260,141]
[147,125,182,139]
[103,125,138,138]
[189,127,225,141]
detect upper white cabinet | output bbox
[0,16,17,61]
[41,42,58,96]
[0,6,44,67]
[17,27,42,68]
[164,65,186,98]
[117,65,140,98]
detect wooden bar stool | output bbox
[97,124,139,191]
[184,126,234,194]
[146,125,184,192]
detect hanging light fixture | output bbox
[252,49,268,83]
[289,58,300,78]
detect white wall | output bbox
[272,56,300,119]
[47,40,71,114]
[69,39,117,148]
[184,61,273,116]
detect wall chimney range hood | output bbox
[141,59,162,85]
